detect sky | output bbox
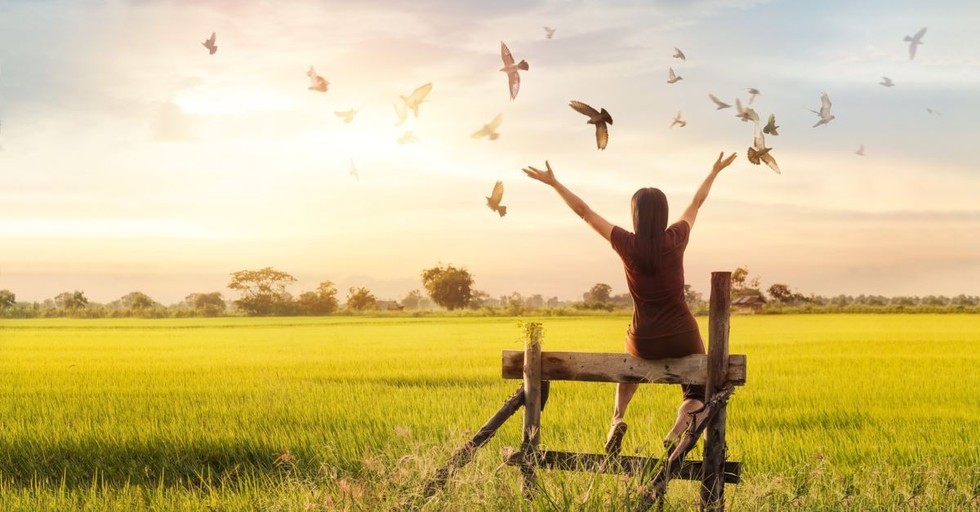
[1,0,979,305]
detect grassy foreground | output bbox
[1,315,978,511]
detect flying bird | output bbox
[673,47,686,60]
[307,66,328,92]
[397,131,418,145]
[749,122,780,174]
[855,144,865,156]
[202,32,217,55]
[708,94,731,109]
[350,160,359,180]
[499,42,529,100]
[926,108,941,116]
[335,108,358,124]
[879,76,895,87]
[763,113,779,136]
[904,27,927,60]
[471,113,503,140]
[810,92,835,127]
[544,26,556,39]
[393,103,407,126]
[746,88,760,105]
[669,111,686,129]
[745,146,770,165]
[486,181,507,217]
[735,98,759,123]
[667,67,683,84]
[400,83,433,117]
[569,100,613,150]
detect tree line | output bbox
[1,265,977,319]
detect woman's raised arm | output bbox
[524,160,614,241]
[679,151,737,229]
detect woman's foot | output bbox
[605,420,628,456]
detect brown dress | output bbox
[610,220,705,401]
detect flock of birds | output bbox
[196,24,934,219]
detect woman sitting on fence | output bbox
[522,151,737,455]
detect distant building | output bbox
[733,295,766,313]
[376,300,404,311]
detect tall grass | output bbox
[1,315,978,510]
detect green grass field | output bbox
[1,315,978,511]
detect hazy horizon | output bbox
[2,0,979,305]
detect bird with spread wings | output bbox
[472,114,503,140]
[486,181,507,217]
[569,100,613,150]
[400,83,433,117]
[499,42,529,100]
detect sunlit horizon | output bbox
[1,0,979,305]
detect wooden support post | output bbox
[701,271,731,511]
[636,386,735,511]
[521,322,543,501]
[421,384,526,499]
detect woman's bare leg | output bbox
[664,398,704,446]
[612,382,639,422]
[605,382,639,455]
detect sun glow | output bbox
[174,86,296,116]
[0,218,217,239]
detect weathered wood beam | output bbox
[504,450,741,484]
[421,384,525,499]
[502,351,746,386]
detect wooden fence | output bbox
[422,271,745,511]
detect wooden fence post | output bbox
[700,271,731,511]
[521,322,543,500]
[421,384,526,499]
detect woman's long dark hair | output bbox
[631,187,668,273]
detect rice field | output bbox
[0,314,978,511]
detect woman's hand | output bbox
[522,160,557,187]
[711,151,738,174]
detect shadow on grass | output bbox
[0,438,352,489]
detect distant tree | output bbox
[0,289,15,309]
[228,267,296,316]
[890,296,918,306]
[855,294,887,306]
[525,294,545,309]
[184,292,226,317]
[767,284,793,304]
[731,266,762,298]
[118,291,158,311]
[505,292,525,315]
[346,287,377,311]
[582,283,613,310]
[584,283,612,304]
[296,281,339,315]
[468,289,492,310]
[421,264,474,311]
[684,284,704,310]
[401,289,425,310]
[546,296,561,308]
[54,290,88,311]
[951,294,979,306]
[921,295,949,306]
[610,293,633,309]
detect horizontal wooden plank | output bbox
[505,450,741,484]
[502,351,746,386]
